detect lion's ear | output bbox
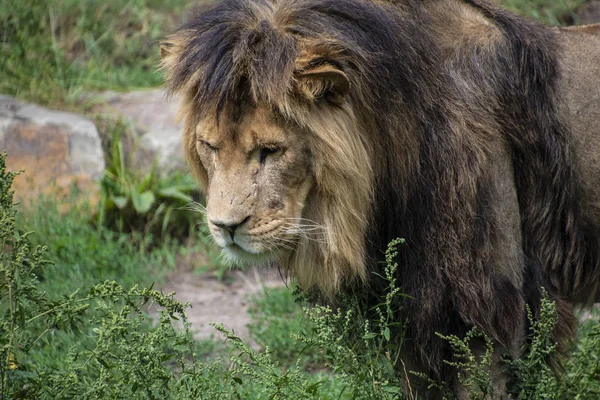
[160,34,187,63]
[160,40,176,59]
[160,36,185,88]
[298,64,350,106]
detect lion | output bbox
[161,0,600,397]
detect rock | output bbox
[93,89,186,174]
[0,94,105,204]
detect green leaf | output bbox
[232,376,243,385]
[138,173,153,192]
[116,140,126,177]
[362,332,377,340]
[384,327,390,341]
[111,195,128,209]
[382,385,403,394]
[131,190,155,214]
[157,187,193,203]
[162,206,174,235]
[97,358,110,369]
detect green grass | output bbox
[0,0,191,107]
[18,190,181,289]
[500,0,587,25]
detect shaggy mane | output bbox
[161,0,430,296]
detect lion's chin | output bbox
[221,243,279,266]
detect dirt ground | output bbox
[159,259,287,341]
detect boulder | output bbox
[93,89,186,174]
[0,95,105,204]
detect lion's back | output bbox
[558,25,600,229]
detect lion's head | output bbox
[159,0,394,297]
[159,0,494,299]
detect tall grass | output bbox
[500,0,587,25]
[0,0,190,107]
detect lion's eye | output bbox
[200,140,218,152]
[259,146,281,164]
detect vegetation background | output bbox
[1,0,599,399]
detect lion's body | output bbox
[558,25,600,234]
[162,0,600,397]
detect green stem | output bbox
[25,297,92,324]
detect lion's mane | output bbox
[162,0,600,386]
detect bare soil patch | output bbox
[160,260,287,341]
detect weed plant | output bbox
[246,252,600,399]
[95,118,201,242]
[248,286,327,369]
[1,152,195,398]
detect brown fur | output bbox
[162,0,600,397]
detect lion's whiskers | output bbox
[263,234,299,251]
[267,239,294,252]
[216,250,238,267]
[282,217,323,226]
[201,230,217,245]
[281,220,331,244]
[180,201,207,216]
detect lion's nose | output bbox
[211,215,251,239]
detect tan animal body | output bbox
[161,0,600,397]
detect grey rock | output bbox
[0,94,104,202]
[94,89,185,174]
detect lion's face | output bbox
[195,103,314,263]
[164,16,371,293]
